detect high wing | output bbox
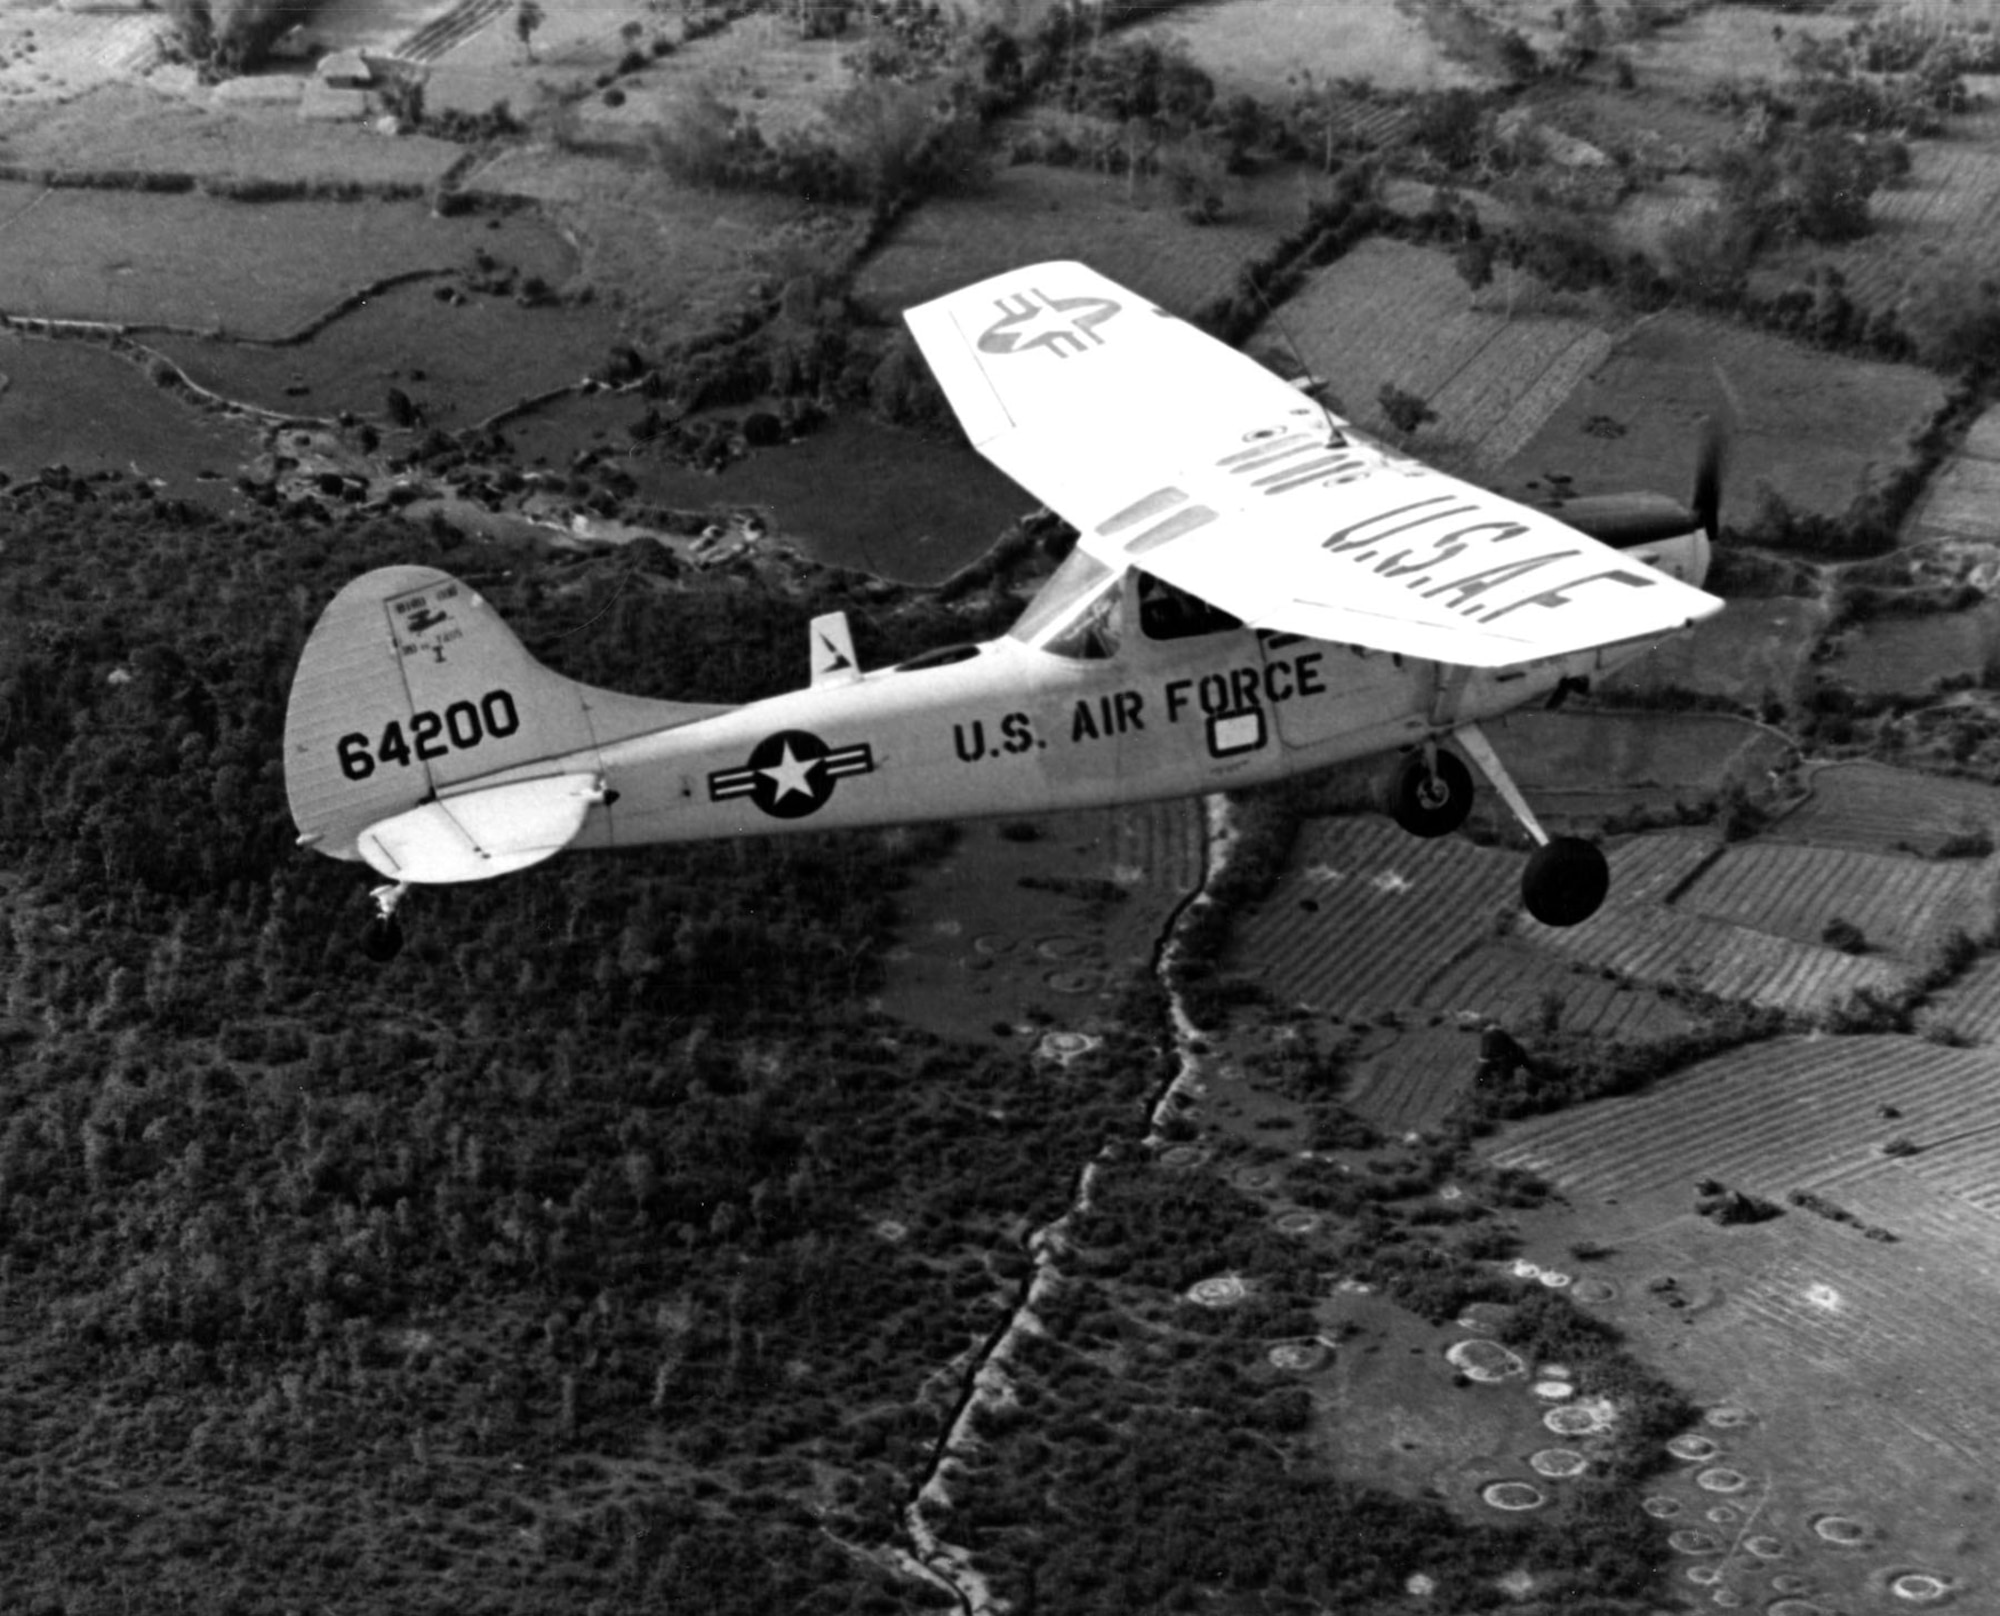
[905,261,1723,667]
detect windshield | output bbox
[1009,549,1122,659]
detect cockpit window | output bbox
[1136,569,1242,641]
[1010,549,1122,659]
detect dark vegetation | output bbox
[0,486,1167,1611]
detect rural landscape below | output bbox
[8,0,2000,1610]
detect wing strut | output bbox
[1455,723,1548,849]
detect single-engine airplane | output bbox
[284,261,1724,960]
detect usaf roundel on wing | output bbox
[707,730,876,819]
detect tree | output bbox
[515,0,544,62]
[1376,384,1437,438]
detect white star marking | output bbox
[759,741,819,802]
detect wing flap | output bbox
[357,772,603,884]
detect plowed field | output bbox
[1231,815,1521,1017]
[1902,402,2000,546]
[1673,843,1981,961]
[1489,1035,2000,1206]
[1416,940,1696,1041]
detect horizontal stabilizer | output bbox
[357,773,604,885]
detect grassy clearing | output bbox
[1263,236,1618,471]
[1491,309,1947,525]
[0,330,256,502]
[1167,0,1485,99]
[0,181,571,335]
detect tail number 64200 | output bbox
[336,689,520,781]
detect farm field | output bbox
[464,150,839,350]
[0,181,573,335]
[1822,601,2000,695]
[851,159,1316,330]
[1231,814,1521,1020]
[1478,708,1792,807]
[0,328,256,502]
[147,279,624,433]
[1414,938,1696,1041]
[1771,759,2000,854]
[1901,401,2000,547]
[1165,0,1485,99]
[1755,102,2000,313]
[1261,236,1619,470]
[1491,310,1947,525]
[1486,1034,2000,1607]
[1673,841,1992,961]
[0,82,462,189]
[1597,594,1824,711]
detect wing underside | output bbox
[905,261,1722,668]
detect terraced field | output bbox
[1265,237,1617,469]
[1342,1024,1484,1133]
[1772,760,2000,855]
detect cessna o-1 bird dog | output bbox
[285,261,1725,961]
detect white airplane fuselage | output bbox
[539,618,1648,854]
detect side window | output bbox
[1137,569,1242,641]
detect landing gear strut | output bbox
[360,881,408,962]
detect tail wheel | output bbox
[1390,750,1474,839]
[1522,837,1609,928]
[360,914,405,962]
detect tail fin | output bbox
[284,566,726,874]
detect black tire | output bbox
[360,914,405,962]
[1389,749,1475,838]
[1522,837,1610,928]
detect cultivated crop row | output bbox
[1537,899,1902,1014]
[1773,760,2000,856]
[1673,843,1979,960]
[1102,799,1206,963]
[1231,816,1519,1017]
[1415,940,1695,1041]
[1266,239,1611,460]
[1487,1035,2000,1205]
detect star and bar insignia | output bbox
[707,729,876,819]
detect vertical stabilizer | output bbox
[810,611,861,687]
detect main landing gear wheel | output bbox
[1390,749,1474,838]
[1522,837,1609,928]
